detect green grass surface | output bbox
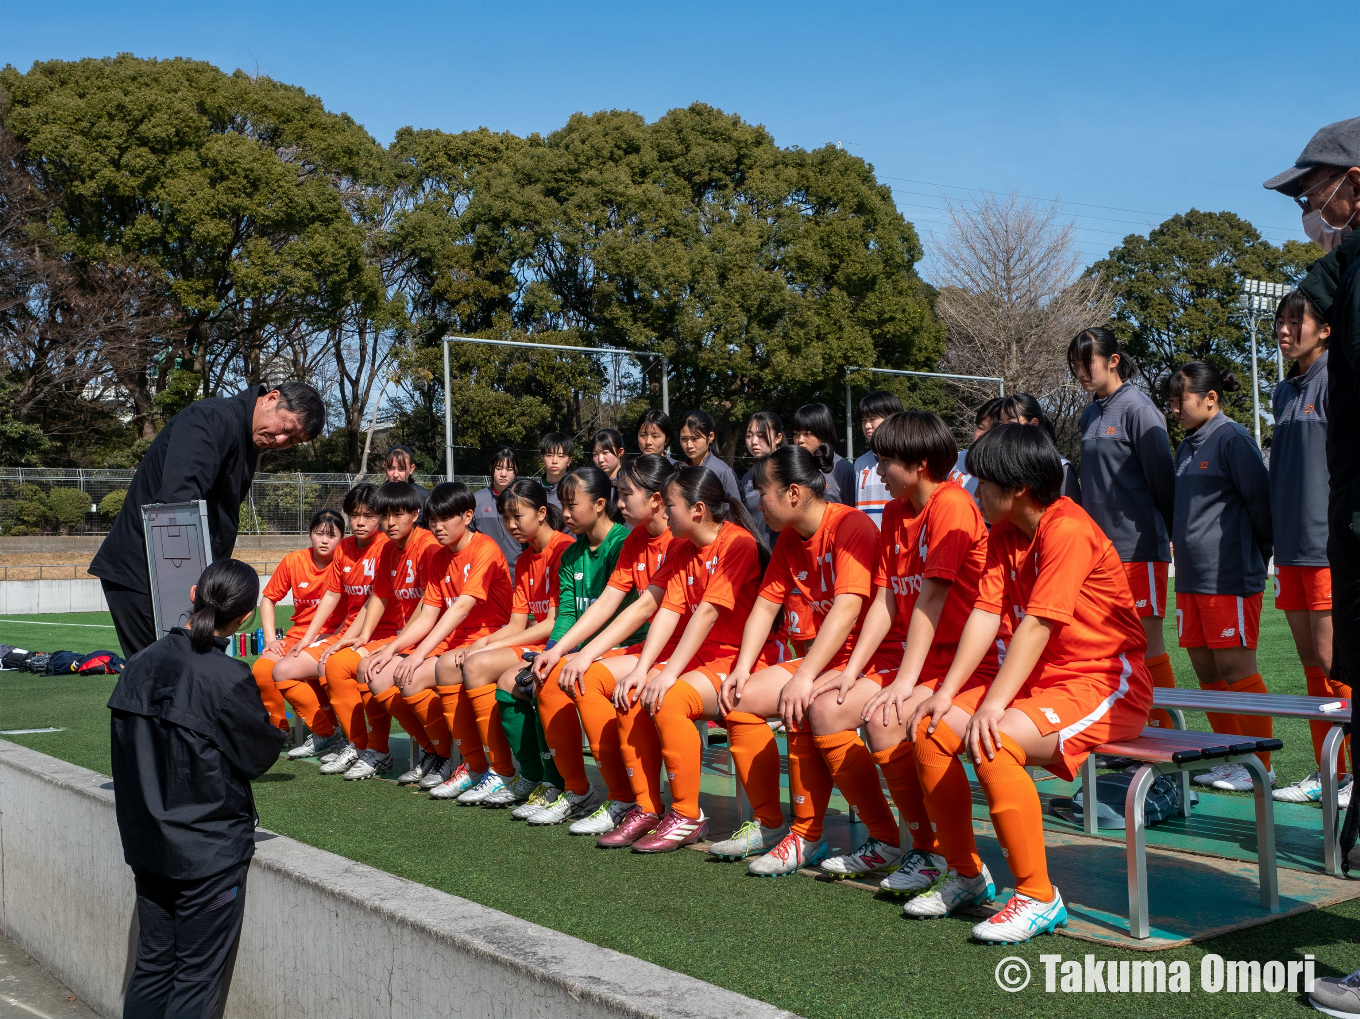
[0,599,1354,1018]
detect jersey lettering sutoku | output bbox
[325,532,389,628]
[473,484,524,574]
[758,502,877,660]
[370,527,441,639]
[511,529,577,622]
[422,531,513,649]
[975,497,1146,668]
[1271,350,1328,567]
[1077,382,1175,563]
[659,521,763,650]
[852,450,891,529]
[262,548,347,639]
[549,522,641,647]
[1172,412,1273,596]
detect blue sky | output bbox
[3,1,1350,272]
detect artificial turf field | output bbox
[1,596,1357,1018]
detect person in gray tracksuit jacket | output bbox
[1169,360,1275,792]
[1069,328,1179,725]
[1269,292,1342,804]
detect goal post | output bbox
[844,366,1005,460]
[442,336,668,481]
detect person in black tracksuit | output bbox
[109,559,284,1019]
[90,383,324,657]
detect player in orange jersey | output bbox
[908,424,1152,943]
[434,479,575,806]
[250,509,347,755]
[320,482,440,781]
[713,443,894,876]
[810,412,1004,902]
[272,484,387,767]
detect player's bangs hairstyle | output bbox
[665,465,770,570]
[1274,290,1329,343]
[965,423,1064,506]
[1068,326,1135,381]
[497,477,566,531]
[858,390,905,422]
[309,508,345,537]
[790,403,838,446]
[679,409,718,445]
[343,482,379,517]
[383,444,416,473]
[1167,360,1241,402]
[975,396,1004,428]
[871,411,957,482]
[426,481,476,522]
[752,443,831,498]
[374,480,424,517]
[559,465,622,521]
[998,393,1057,442]
[592,428,626,455]
[490,446,519,472]
[746,410,784,450]
[619,452,678,495]
[636,409,675,446]
[540,432,574,458]
[186,559,259,650]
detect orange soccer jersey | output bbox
[607,525,683,596]
[512,529,577,622]
[660,521,763,651]
[757,502,877,666]
[262,548,347,639]
[326,532,390,629]
[422,531,514,651]
[370,528,441,641]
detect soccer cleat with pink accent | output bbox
[747,831,829,877]
[596,806,660,848]
[971,889,1068,944]
[819,837,902,878]
[630,808,708,853]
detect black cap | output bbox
[1264,116,1360,197]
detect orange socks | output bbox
[537,665,589,795]
[251,657,290,730]
[1305,666,1348,774]
[786,727,833,841]
[726,711,785,829]
[914,721,981,878]
[438,685,488,772]
[323,649,368,750]
[1226,672,1273,769]
[1196,677,1240,738]
[1146,652,1177,729]
[972,732,1052,900]
[573,663,640,804]
[406,688,451,758]
[467,682,515,777]
[652,680,705,819]
[275,679,335,737]
[815,731,899,846]
[363,686,392,754]
[871,742,935,854]
[616,697,664,815]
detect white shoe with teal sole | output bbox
[903,866,996,918]
[971,889,1068,944]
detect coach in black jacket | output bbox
[90,382,324,656]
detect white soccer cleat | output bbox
[418,756,455,790]
[319,743,360,775]
[971,888,1068,944]
[1212,764,1275,792]
[481,774,538,807]
[343,749,392,781]
[706,820,791,860]
[879,849,948,894]
[1273,770,1324,802]
[511,783,559,820]
[902,866,996,918]
[568,799,636,835]
[1192,763,1235,786]
[397,750,443,785]
[428,762,484,800]
[1341,781,1353,811]
[747,831,829,877]
[288,731,343,761]
[526,787,601,826]
[457,771,508,805]
[819,837,902,878]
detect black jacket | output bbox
[91,387,264,593]
[108,628,285,880]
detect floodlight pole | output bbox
[1237,280,1289,450]
[844,367,1005,460]
[443,340,454,482]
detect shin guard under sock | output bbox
[871,742,936,854]
[276,679,335,737]
[407,688,451,758]
[726,711,786,829]
[1146,652,1177,729]
[438,686,487,772]
[616,698,665,814]
[252,657,290,730]
[1197,677,1241,738]
[652,681,705,819]
[467,682,515,776]
[973,733,1051,900]
[914,720,982,877]
[496,689,543,783]
[573,663,635,802]
[787,728,833,841]
[1226,672,1273,770]
[537,666,588,794]
[814,731,899,846]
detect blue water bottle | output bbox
[255,627,265,655]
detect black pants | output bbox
[102,580,158,658]
[124,861,249,1019]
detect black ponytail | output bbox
[751,444,830,499]
[1068,326,1135,381]
[187,559,259,651]
[497,477,566,531]
[560,465,621,522]
[1168,360,1242,402]
[619,452,678,496]
[665,466,771,571]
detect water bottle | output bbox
[256,627,266,654]
[275,628,284,641]
[225,636,234,658]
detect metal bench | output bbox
[1152,689,1350,874]
[1080,728,1283,939]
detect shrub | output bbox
[99,489,127,519]
[46,488,92,534]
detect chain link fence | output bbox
[0,469,493,536]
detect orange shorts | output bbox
[302,634,343,662]
[1176,591,1262,649]
[358,637,397,657]
[1124,561,1170,619]
[1274,565,1332,612]
[601,640,680,663]
[684,639,791,690]
[263,635,302,657]
[862,637,1006,689]
[430,625,500,657]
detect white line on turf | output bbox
[0,619,116,628]
[0,728,64,735]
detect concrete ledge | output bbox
[0,741,800,1019]
[0,576,287,616]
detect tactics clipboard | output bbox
[141,501,214,640]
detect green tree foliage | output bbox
[0,484,90,534]
[1093,210,1323,436]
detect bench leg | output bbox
[1081,753,1099,835]
[1124,764,1158,939]
[1322,724,1345,877]
[1241,754,1280,912]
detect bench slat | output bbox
[1153,689,1349,722]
